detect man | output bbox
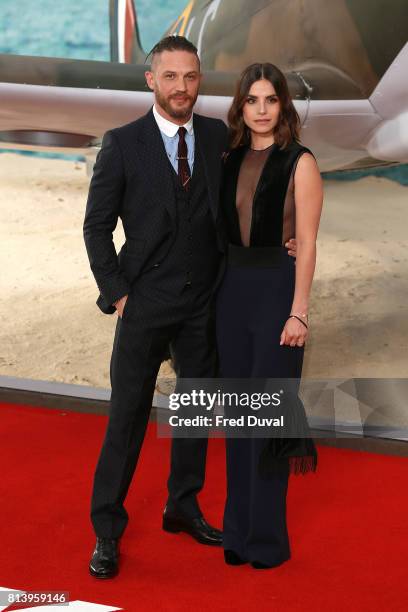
[83,35,296,579]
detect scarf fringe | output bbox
[288,453,318,476]
[258,438,318,478]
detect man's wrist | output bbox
[113,295,126,308]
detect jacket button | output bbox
[153,263,160,268]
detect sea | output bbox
[0,0,407,183]
[0,0,185,59]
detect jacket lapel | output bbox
[135,108,177,225]
[193,115,218,221]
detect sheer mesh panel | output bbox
[235,146,272,246]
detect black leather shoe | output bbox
[224,549,247,565]
[162,507,222,546]
[89,537,120,579]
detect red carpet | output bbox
[0,401,407,611]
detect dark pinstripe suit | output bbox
[83,108,228,538]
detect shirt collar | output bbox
[153,104,194,137]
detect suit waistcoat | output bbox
[145,141,221,294]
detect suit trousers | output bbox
[90,281,218,539]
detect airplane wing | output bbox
[0,0,407,172]
[0,54,153,155]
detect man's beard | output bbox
[155,88,197,120]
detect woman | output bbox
[216,63,323,569]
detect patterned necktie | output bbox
[177,126,191,190]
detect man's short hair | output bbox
[146,35,199,67]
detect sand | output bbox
[0,152,407,390]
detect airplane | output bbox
[0,0,407,172]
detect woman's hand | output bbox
[280,317,308,347]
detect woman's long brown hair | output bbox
[228,63,300,150]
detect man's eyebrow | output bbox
[162,70,199,75]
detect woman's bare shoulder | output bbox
[295,151,321,179]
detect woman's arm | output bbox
[280,152,323,347]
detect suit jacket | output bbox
[83,108,228,314]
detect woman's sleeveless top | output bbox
[221,140,314,247]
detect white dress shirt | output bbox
[152,104,195,174]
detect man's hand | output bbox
[113,295,128,318]
[285,238,297,258]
